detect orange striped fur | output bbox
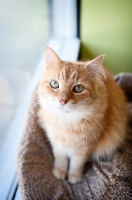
[38,47,127,183]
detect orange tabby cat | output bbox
[38,47,127,184]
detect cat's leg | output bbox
[68,154,88,184]
[52,151,68,180]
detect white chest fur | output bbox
[38,107,90,157]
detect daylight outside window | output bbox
[0,0,50,198]
[0,0,49,143]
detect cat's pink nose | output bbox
[59,99,68,105]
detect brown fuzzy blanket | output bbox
[17,73,132,200]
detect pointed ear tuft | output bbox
[89,54,105,66]
[86,54,106,79]
[44,47,61,67]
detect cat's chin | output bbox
[56,105,73,113]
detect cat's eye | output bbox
[50,80,59,89]
[73,85,84,93]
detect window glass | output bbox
[0,0,49,146]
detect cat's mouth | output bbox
[58,104,71,113]
[55,103,75,113]
[51,99,76,113]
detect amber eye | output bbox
[73,85,84,93]
[50,80,59,89]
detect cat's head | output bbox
[38,47,107,116]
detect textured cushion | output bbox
[17,73,132,200]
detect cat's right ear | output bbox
[44,47,61,68]
[85,55,106,79]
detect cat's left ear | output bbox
[44,47,61,68]
[86,55,106,79]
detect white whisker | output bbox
[90,116,113,154]
[78,107,113,154]
[0,109,19,121]
[84,119,103,168]
[28,108,40,118]
[33,118,39,142]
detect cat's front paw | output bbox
[68,173,82,184]
[52,167,66,180]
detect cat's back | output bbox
[104,68,127,110]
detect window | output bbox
[0,0,50,145]
[0,0,80,199]
[0,0,49,199]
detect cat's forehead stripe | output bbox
[58,62,84,81]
